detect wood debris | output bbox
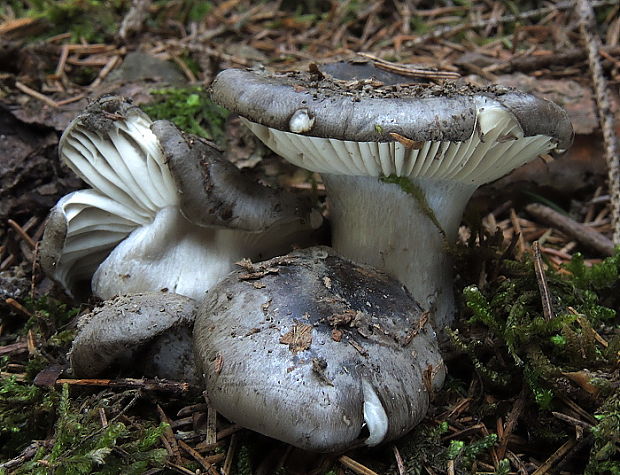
[279,322,313,353]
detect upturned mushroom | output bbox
[70,291,199,383]
[194,246,445,452]
[40,96,322,300]
[210,63,573,327]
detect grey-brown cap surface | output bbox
[211,66,573,150]
[70,292,198,383]
[194,247,445,452]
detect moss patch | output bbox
[143,87,230,147]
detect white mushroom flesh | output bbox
[288,108,315,133]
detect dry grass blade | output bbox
[14,81,58,108]
[496,387,527,460]
[552,411,593,429]
[222,432,238,475]
[178,439,219,475]
[157,405,182,464]
[392,445,406,475]
[7,219,36,250]
[5,298,33,318]
[569,307,610,347]
[165,461,197,475]
[532,241,555,321]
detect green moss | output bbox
[386,421,450,474]
[384,422,500,474]
[380,175,446,237]
[15,0,125,42]
[0,375,58,457]
[586,392,620,474]
[461,264,617,402]
[143,87,229,146]
[12,386,169,474]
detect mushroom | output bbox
[194,246,445,452]
[70,291,199,383]
[40,96,322,300]
[210,64,573,327]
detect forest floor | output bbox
[0,1,619,474]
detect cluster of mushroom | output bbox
[41,60,572,453]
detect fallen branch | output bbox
[525,203,615,256]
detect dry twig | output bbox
[531,438,578,475]
[532,241,555,320]
[526,203,615,256]
[339,455,380,475]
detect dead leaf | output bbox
[563,371,600,396]
[327,309,357,326]
[279,323,313,353]
[213,354,223,375]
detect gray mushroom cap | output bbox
[152,120,321,232]
[70,292,198,383]
[210,67,573,150]
[194,247,445,452]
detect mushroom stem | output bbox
[92,205,315,301]
[322,174,475,327]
